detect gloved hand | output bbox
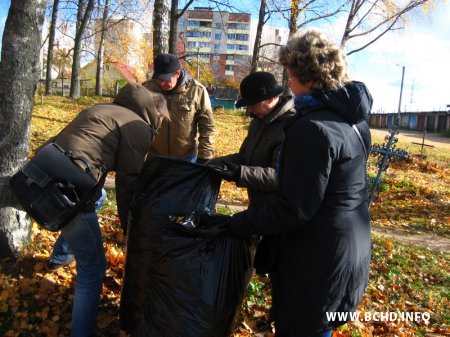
[211,160,240,182]
[197,212,233,236]
[196,157,208,164]
[206,157,224,166]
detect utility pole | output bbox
[397,65,405,125]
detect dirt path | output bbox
[371,129,450,149]
[371,227,450,252]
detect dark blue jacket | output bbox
[230,81,372,333]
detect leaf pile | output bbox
[0,97,448,336]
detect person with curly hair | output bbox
[206,29,373,337]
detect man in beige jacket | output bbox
[143,54,215,163]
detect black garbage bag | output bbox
[120,156,252,337]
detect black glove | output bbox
[197,212,233,236]
[196,157,208,164]
[206,157,223,166]
[211,160,240,182]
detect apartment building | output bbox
[177,7,251,81]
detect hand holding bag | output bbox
[10,143,99,231]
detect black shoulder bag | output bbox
[10,143,102,231]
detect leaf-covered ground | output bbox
[1,96,449,336]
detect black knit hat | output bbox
[235,72,283,108]
[153,54,181,80]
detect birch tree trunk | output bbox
[153,0,169,58]
[0,0,46,257]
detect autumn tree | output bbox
[273,0,345,90]
[53,48,73,95]
[69,0,95,99]
[95,0,110,96]
[251,0,267,73]
[45,0,60,95]
[340,0,431,55]
[168,0,194,54]
[184,58,215,85]
[89,0,152,94]
[218,77,240,90]
[0,0,46,257]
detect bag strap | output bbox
[51,142,108,206]
[52,143,96,177]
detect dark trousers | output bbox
[271,274,333,337]
[275,322,333,337]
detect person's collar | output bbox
[261,96,285,124]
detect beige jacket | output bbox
[143,70,215,160]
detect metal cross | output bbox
[412,131,434,156]
[368,126,409,204]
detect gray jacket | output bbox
[214,95,295,207]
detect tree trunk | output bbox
[340,0,359,50]
[251,0,266,73]
[153,0,169,59]
[70,0,94,99]
[283,0,300,93]
[0,0,46,257]
[45,0,60,95]
[95,0,110,96]
[168,0,178,54]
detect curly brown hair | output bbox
[279,28,349,91]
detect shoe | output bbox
[45,257,75,271]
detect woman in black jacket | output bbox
[227,29,372,337]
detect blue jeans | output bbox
[182,153,197,163]
[50,189,107,264]
[60,211,106,337]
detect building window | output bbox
[187,31,211,38]
[214,44,219,51]
[227,44,236,50]
[187,41,197,48]
[215,23,222,29]
[215,33,221,40]
[227,33,236,40]
[236,34,249,41]
[228,23,249,30]
[213,54,220,60]
[187,31,199,37]
[234,55,248,62]
[225,65,234,71]
[227,55,234,60]
[212,65,219,71]
[178,21,185,27]
[189,21,200,27]
[189,20,211,28]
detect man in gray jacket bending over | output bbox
[209,71,296,274]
